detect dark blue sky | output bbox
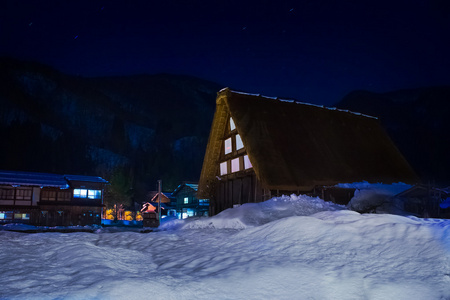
[2,0,449,105]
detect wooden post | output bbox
[158,180,162,222]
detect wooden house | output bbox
[148,191,176,217]
[0,170,108,226]
[198,88,418,215]
[395,185,450,218]
[172,183,209,219]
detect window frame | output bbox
[235,134,244,150]
[224,137,232,155]
[73,189,88,199]
[220,161,228,175]
[230,117,236,131]
[244,155,253,170]
[231,157,240,173]
[88,190,102,200]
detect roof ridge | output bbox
[221,88,378,120]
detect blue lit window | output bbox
[73,189,87,198]
[88,190,101,199]
[0,211,13,219]
[73,189,101,199]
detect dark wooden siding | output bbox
[212,173,271,215]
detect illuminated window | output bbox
[14,213,29,220]
[184,197,189,204]
[231,157,240,173]
[88,190,102,199]
[230,118,235,131]
[224,138,232,154]
[244,155,252,169]
[236,134,244,150]
[0,211,13,219]
[220,161,228,175]
[73,189,88,198]
[199,199,209,205]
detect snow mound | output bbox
[344,182,411,214]
[159,194,345,230]
[2,196,450,299]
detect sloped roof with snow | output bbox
[0,170,69,188]
[198,88,418,196]
[0,170,108,188]
[172,183,198,195]
[64,175,109,184]
[149,192,173,203]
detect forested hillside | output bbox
[0,57,222,206]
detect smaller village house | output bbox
[147,191,176,217]
[198,88,418,215]
[145,183,209,219]
[172,183,209,219]
[395,184,450,218]
[0,170,108,226]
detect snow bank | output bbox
[160,194,345,230]
[342,182,411,214]
[1,194,450,299]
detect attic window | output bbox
[236,134,244,150]
[230,118,236,131]
[220,161,228,175]
[244,155,252,169]
[224,138,232,155]
[231,158,240,173]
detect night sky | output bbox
[2,0,449,105]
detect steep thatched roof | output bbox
[198,88,418,197]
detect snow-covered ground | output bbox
[1,194,450,300]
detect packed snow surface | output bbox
[2,194,450,300]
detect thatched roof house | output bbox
[198,88,418,215]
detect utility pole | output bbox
[158,179,162,222]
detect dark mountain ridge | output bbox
[0,57,223,203]
[2,56,449,204]
[336,86,450,186]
